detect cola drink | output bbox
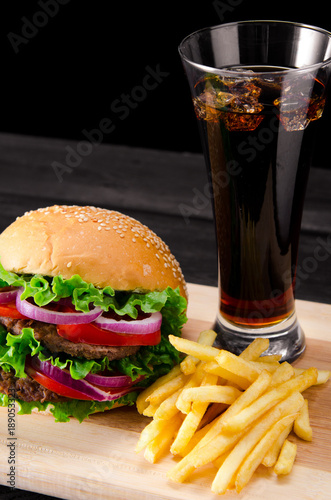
[193,67,326,327]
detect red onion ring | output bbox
[84,371,142,388]
[93,311,162,334]
[29,357,137,402]
[0,288,18,304]
[16,288,102,325]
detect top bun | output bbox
[0,205,187,299]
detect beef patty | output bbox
[0,367,64,403]
[0,316,140,361]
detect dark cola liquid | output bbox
[194,66,326,327]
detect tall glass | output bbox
[179,21,331,361]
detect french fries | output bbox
[293,398,313,441]
[262,422,293,467]
[180,330,217,375]
[273,439,297,475]
[135,333,329,495]
[220,367,318,434]
[234,413,299,493]
[136,364,182,414]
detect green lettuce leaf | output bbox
[0,327,43,378]
[0,262,186,319]
[0,392,8,406]
[10,391,139,423]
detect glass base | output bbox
[212,311,306,363]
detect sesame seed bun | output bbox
[0,205,187,299]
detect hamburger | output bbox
[0,205,187,422]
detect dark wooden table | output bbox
[0,132,330,499]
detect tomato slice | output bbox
[57,322,161,346]
[0,301,28,320]
[25,361,93,400]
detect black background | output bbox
[1,1,331,167]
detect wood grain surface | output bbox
[0,283,330,500]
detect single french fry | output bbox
[204,361,251,390]
[167,370,272,483]
[273,439,297,475]
[169,335,220,361]
[146,373,187,406]
[216,350,261,384]
[222,367,318,434]
[269,362,295,388]
[180,356,198,375]
[144,414,183,463]
[294,368,331,385]
[262,423,293,467]
[293,398,312,441]
[235,413,299,493]
[180,385,242,405]
[199,391,304,490]
[256,354,282,363]
[197,329,218,346]
[315,369,331,385]
[142,404,158,417]
[180,330,217,375]
[238,338,270,361]
[136,364,182,414]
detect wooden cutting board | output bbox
[0,283,330,500]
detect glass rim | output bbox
[178,20,331,77]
